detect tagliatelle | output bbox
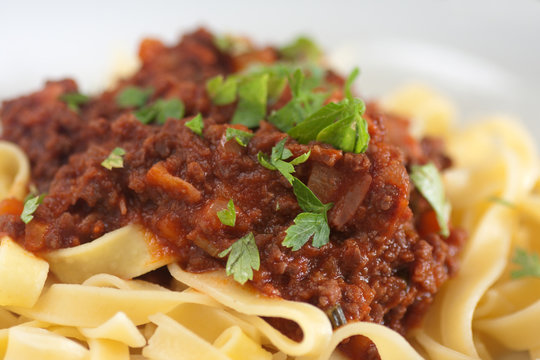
[0,142,29,201]
[383,85,540,360]
[44,225,176,284]
[0,81,539,360]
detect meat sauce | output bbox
[0,28,465,359]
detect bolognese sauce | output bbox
[0,28,465,359]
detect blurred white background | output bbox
[1,0,539,140]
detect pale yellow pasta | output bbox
[0,141,30,201]
[165,302,261,344]
[8,274,219,327]
[45,224,176,284]
[79,312,146,347]
[143,312,231,360]
[380,84,456,138]
[384,85,540,360]
[168,262,333,357]
[0,236,49,308]
[0,329,8,359]
[213,326,273,360]
[4,326,89,360]
[304,322,424,360]
[88,338,130,360]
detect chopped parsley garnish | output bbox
[280,36,322,63]
[290,177,333,214]
[21,194,46,224]
[101,147,126,170]
[206,75,238,105]
[283,212,330,251]
[246,63,293,103]
[136,98,185,125]
[256,139,330,251]
[282,178,332,251]
[511,248,540,279]
[213,35,251,56]
[59,92,90,112]
[488,196,515,208]
[217,199,236,227]
[344,67,360,99]
[218,232,260,284]
[116,86,154,108]
[185,114,204,136]
[257,138,310,184]
[225,128,254,147]
[410,163,451,237]
[327,304,347,329]
[268,68,326,132]
[287,68,369,154]
[231,74,269,128]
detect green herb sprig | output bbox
[59,92,90,112]
[206,75,238,105]
[101,147,126,170]
[257,138,310,184]
[287,68,370,153]
[282,178,333,250]
[279,36,322,63]
[217,199,236,227]
[410,163,451,237]
[511,248,540,279]
[116,86,154,108]
[185,114,204,136]
[231,74,269,128]
[21,194,46,224]
[225,128,254,147]
[218,232,260,284]
[268,69,327,132]
[136,98,185,125]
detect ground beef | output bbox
[0,27,465,360]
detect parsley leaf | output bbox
[245,63,291,103]
[257,138,310,184]
[21,194,46,224]
[185,114,204,136]
[135,98,185,125]
[511,248,540,279]
[217,199,236,227]
[116,86,153,108]
[280,36,322,63]
[291,177,332,214]
[268,68,327,132]
[101,147,126,170]
[214,35,251,56]
[410,163,451,237]
[59,92,90,112]
[288,102,344,143]
[488,196,515,208]
[287,67,369,154]
[288,97,369,153]
[257,141,332,251]
[231,74,269,128]
[282,212,330,251]
[225,128,254,147]
[154,99,185,124]
[282,178,333,251]
[206,75,238,105]
[344,67,360,100]
[218,233,260,284]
